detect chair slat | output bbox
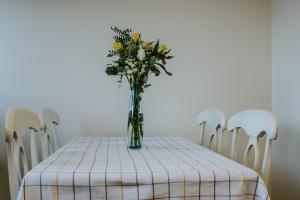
[6,136,18,200]
[243,136,260,171]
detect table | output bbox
[18,137,270,200]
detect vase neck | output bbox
[129,88,142,111]
[130,86,142,95]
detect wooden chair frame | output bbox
[227,109,278,187]
[196,108,226,153]
[4,107,41,200]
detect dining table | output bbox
[17,137,270,200]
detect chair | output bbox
[39,108,60,160]
[4,107,41,200]
[196,108,227,153]
[227,109,278,187]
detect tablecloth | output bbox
[17,137,270,200]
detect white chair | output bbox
[4,107,41,200]
[39,108,60,160]
[227,109,278,187]
[196,108,227,153]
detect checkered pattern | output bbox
[17,137,270,200]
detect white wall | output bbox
[0,0,271,199]
[272,0,300,199]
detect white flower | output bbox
[137,47,145,61]
[128,62,134,67]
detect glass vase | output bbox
[127,88,143,149]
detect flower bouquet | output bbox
[105,27,174,149]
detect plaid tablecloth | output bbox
[18,137,270,200]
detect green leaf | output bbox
[149,56,157,66]
[144,84,151,88]
[156,63,172,76]
[105,66,124,75]
[163,49,171,55]
[151,68,161,76]
[152,39,160,54]
[166,56,174,59]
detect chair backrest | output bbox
[227,109,278,187]
[196,108,226,152]
[4,107,41,200]
[39,108,60,159]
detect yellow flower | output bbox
[132,33,140,43]
[158,44,168,54]
[112,42,122,50]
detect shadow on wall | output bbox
[0,114,10,200]
[271,126,300,200]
